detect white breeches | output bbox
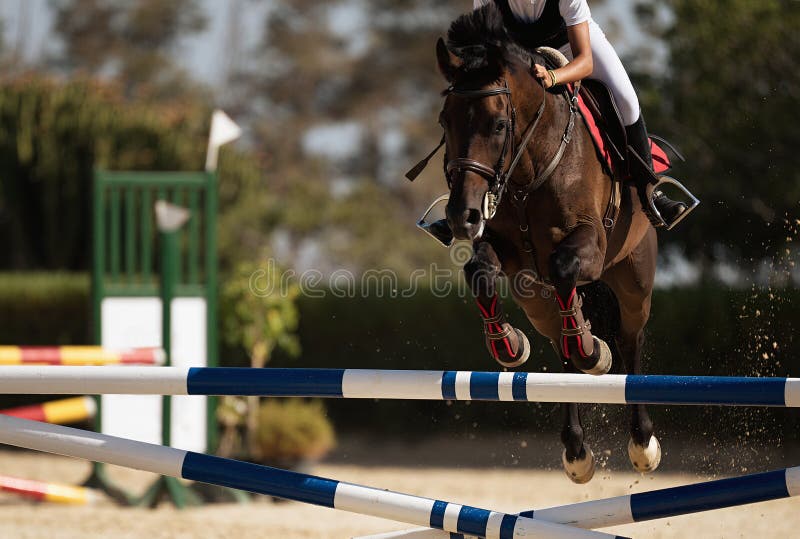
[559,20,640,126]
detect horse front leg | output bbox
[560,400,596,483]
[464,241,530,368]
[548,224,613,375]
[514,294,596,484]
[560,352,596,483]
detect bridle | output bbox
[444,79,544,220]
[407,72,580,222]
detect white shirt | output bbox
[473,0,592,27]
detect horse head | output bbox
[435,14,545,242]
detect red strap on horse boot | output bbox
[555,289,594,359]
[476,295,530,368]
[555,289,612,375]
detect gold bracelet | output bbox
[548,69,558,87]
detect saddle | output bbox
[573,79,673,181]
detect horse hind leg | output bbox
[560,399,596,483]
[605,235,661,474]
[464,241,530,368]
[621,325,661,473]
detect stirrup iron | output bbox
[416,194,454,247]
[644,176,700,230]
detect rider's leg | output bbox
[580,21,686,224]
[625,113,687,224]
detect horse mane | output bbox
[446,2,544,78]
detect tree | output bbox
[219,260,300,460]
[237,0,468,275]
[50,0,207,95]
[634,0,800,267]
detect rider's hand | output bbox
[533,64,553,88]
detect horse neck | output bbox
[532,87,604,188]
[512,83,612,228]
[509,87,568,186]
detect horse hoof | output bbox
[562,445,595,484]
[580,337,612,376]
[628,435,662,473]
[495,328,530,368]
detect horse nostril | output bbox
[465,208,482,226]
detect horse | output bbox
[410,5,661,482]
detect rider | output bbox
[472,0,687,226]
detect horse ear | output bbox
[436,37,461,82]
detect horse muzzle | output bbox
[446,206,485,241]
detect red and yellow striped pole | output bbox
[0,475,96,505]
[0,346,165,366]
[0,396,97,425]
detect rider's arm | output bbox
[533,21,593,88]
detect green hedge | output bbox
[1,273,798,447]
[0,272,91,344]
[0,77,211,270]
[261,287,800,445]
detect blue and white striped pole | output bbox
[357,466,800,539]
[0,367,798,407]
[0,415,623,539]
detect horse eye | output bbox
[494,120,507,134]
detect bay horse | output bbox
[411,7,661,482]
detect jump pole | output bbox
[0,416,624,539]
[0,367,797,407]
[357,466,800,539]
[0,396,96,424]
[0,474,97,505]
[0,346,165,366]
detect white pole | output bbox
[0,416,620,539]
[0,367,797,407]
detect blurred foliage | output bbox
[242,0,466,274]
[215,146,283,271]
[634,0,800,264]
[216,395,335,464]
[219,259,302,460]
[254,398,336,464]
[50,0,207,97]
[0,76,206,269]
[0,272,90,344]
[220,260,300,367]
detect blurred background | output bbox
[0,0,798,472]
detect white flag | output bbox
[205,109,242,171]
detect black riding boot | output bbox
[625,115,686,226]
